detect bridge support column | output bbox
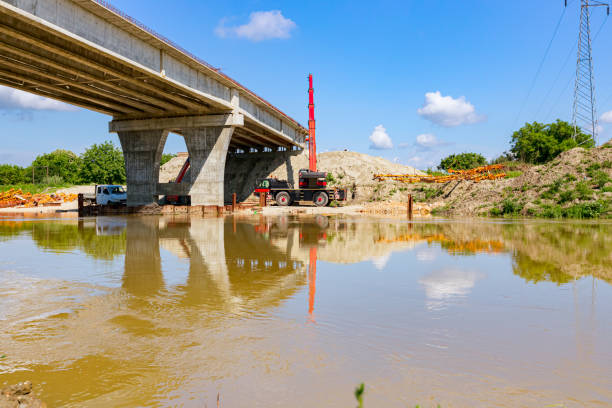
[118,130,168,206]
[183,126,234,206]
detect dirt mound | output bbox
[400,140,612,217]
[159,152,189,183]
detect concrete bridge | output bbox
[0,0,307,206]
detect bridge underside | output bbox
[0,0,307,206]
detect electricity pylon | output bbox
[567,0,609,144]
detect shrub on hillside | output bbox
[510,119,594,164]
[438,153,487,171]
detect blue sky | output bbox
[2,0,612,169]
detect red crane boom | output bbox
[308,74,317,172]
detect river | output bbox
[0,215,610,407]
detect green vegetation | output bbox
[354,383,364,408]
[31,149,81,184]
[510,119,594,164]
[80,141,126,184]
[490,198,523,217]
[505,170,523,178]
[326,172,337,184]
[353,382,440,408]
[438,152,487,170]
[161,153,176,166]
[536,200,608,219]
[0,141,128,189]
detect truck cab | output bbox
[96,185,127,205]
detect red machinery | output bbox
[307,74,317,172]
[166,157,190,204]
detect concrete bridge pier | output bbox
[183,126,234,207]
[117,130,168,206]
[110,114,242,208]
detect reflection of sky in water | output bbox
[0,218,611,407]
[419,268,484,311]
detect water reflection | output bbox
[0,216,611,406]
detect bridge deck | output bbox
[0,0,306,150]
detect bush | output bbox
[575,182,593,200]
[539,204,564,218]
[490,198,523,216]
[510,119,594,164]
[161,153,176,166]
[79,141,126,184]
[30,149,82,184]
[438,153,487,171]
[592,170,610,189]
[0,164,28,184]
[564,201,608,219]
[557,189,575,204]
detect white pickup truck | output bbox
[95,185,127,205]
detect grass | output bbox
[536,200,609,219]
[505,170,523,178]
[490,198,524,217]
[0,182,74,195]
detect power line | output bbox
[533,40,576,121]
[514,7,568,127]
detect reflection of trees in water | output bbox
[407,222,612,284]
[0,220,126,260]
[1,217,609,286]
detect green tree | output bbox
[510,119,594,164]
[30,149,82,184]
[0,164,27,185]
[161,153,176,166]
[438,153,487,171]
[79,141,126,184]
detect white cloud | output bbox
[215,11,297,41]
[0,86,75,111]
[369,124,393,149]
[600,111,612,123]
[417,91,485,127]
[415,133,440,148]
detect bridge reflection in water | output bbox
[0,216,611,407]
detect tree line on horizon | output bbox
[0,141,176,186]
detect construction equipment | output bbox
[166,156,190,205]
[307,73,317,172]
[255,74,347,207]
[256,169,346,207]
[374,164,507,184]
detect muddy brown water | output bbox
[0,215,611,407]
